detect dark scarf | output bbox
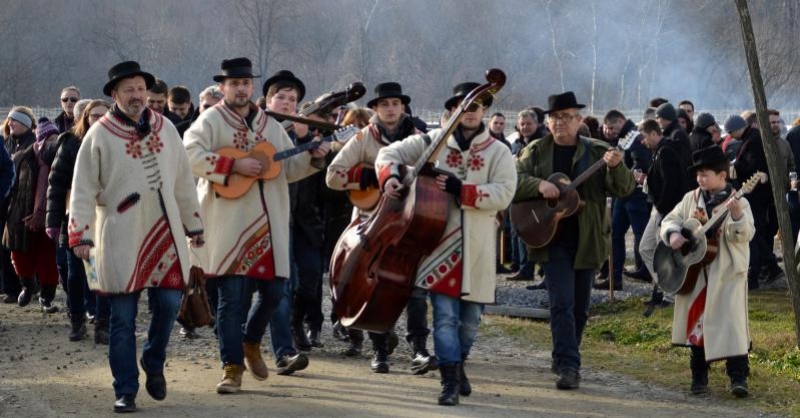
[112,104,152,139]
[371,113,415,143]
[700,183,733,235]
[453,123,486,151]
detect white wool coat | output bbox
[183,103,318,280]
[660,188,754,361]
[375,127,517,303]
[69,110,203,294]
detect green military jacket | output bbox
[512,134,635,269]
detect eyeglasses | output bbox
[61,97,79,103]
[548,113,580,123]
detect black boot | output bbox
[95,318,109,345]
[409,336,437,375]
[370,333,390,373]
[459,355,471,396]
[69,315,87,342]
[690,347,708,395]
[307,329,324,348]
[291,297,312,351]
[437,363,461,406]
[726,355,750,398]
[39,284,59,314]
[17,277,39,307]
[345,329,364,357]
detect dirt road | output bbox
[0,293,777,418]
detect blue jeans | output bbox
[217,275,285,365]
[429,293,484,365]
[108,288,181,397]
[510,230,534,278]
[611,192,650,280]
[542,246,594,373]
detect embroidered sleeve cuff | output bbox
[461,184,479,208]
[378,163,400,188]
[347,165,363,184]
[69,237,94,249]
[214,155,235,175]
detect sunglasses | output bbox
[61,97,79,103]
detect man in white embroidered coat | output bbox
[183,58,328,394]
[326,82,435,375]
[376,82,517,405]
[659,145,754,397]
[69,61,204,413]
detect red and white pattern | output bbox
[445,149,464,168]
[468,154,485,171]
[127,216,184,292]
[226,223,276,280]
[416,229,463,298]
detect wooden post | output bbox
[607,196,614,303]
[734,0,800,346]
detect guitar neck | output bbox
[698,189,745,235]
[561,146,616,194]
[273,133,333,162]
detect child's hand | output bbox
[669,232,688,250]
[727,198,743,220]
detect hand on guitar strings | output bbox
[435,174,462,197]
[383,177,404,199]
[538,180,560,199]
[668,231,688,250]
[603,149,623,168]
[233,157,264,177]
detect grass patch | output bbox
[489,289,800,417]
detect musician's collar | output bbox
[224,100,258,129]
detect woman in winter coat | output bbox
[3,108,60,311]
[47,99,113,342]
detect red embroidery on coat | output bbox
[686,286,707,347]
[145,134,163,154]
[377,164,395,188]
[446,150,464,168]
[214,155,235,175]
[126,140,143,158]
[347,166,363,184]
[233,130,249,151]
[426,251,463,298]
[468,154,485,171]
[68,218,91,247]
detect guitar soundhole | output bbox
[546,199,558,209]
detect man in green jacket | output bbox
[512,91,634,390]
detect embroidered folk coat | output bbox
[375,127,517,303]
[660,188,754,361]
[326,122,418,219]
[183,103,318,280]
[68,111,204,294]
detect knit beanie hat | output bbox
[655,103,677,122]
[723,115,747,133]
[36,118,59,142]
[694,112,716,129]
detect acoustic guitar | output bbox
[213,125,359,199]
[348,162,381,210]
[653,173,760,295]
[509,130,638,248]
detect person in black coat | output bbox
[689,112,721,153]
[0,132,16,302]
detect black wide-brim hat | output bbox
[444,82,493,110]
[687,145,728,172]
[262,70,305,102]
[103,61,156,96]
[213,57,261,82]
[543,91,586,114]
[366,82,411,108]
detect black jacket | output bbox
[689,126,715,153]
[46,132,81,245]
[292,132,326,247]
[54,111,74,134]
[733,127,771,205]
[647,139,687,215]
[787,124,800,174]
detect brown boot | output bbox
[243,341,269,381]
[216,363,244,394]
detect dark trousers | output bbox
[787,191,800,241]
[293,226,324,331]
[543,246,594,373]
[405,287,430,341]
[748,201,772,288]
[0,246,19,297]
[611,192,651,280]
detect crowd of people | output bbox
[0,56,796,413]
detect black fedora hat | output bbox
[688,145,728,172]
[366,82,411,108]
[103,61,156,96]
[262,70,306,102]
[444,82,493,110]
[213,57,260,82]
[543,91,586,114]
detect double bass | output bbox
[329,69,506,332]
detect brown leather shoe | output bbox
[243,341,269,381]
[216,363,244,394]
